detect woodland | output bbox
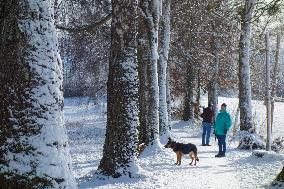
[1,0,284,188]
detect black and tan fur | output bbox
[164,138,199,166]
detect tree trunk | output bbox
[233,106,240,136]
[271,34,281,132]
[0,1,76,188]
[137,13,150,145]
[208,36,220,116]
[238,0,255,131]
[141,0,161,144]
[159,0,171,137]
[195,67,201,120]
[166,63,172,131]
[98,0,140,177]
[183,61,195,121]
[265,33,271,151]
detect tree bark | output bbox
[166,63,172,130]
[195,67,201,120]
[140,0,161,144]
[98,0,140,177]
[183,60,195,121]
[137,13,150,145]
[208,36,220,116]
[265,33,271,151]
[0,1,76,188]
[233,106,240,136]
[159,0,171,136]
[238,0,255,131]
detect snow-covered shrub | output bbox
[236,129,265,150]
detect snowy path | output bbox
[154,122,240,189]
[154,143,241,189]
[66,120,283,189]
[64,98,284,189]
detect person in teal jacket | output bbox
[213,103,232,157]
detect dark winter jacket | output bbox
[201,107,215,123]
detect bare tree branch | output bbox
[56,14,112,33]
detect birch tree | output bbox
[0,1,76,188]
[98,0,140,177]
[238,0,255,131]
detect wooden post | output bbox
[265,33,272,151]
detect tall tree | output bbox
[98,0,140,177]
[0,0,76,188]
[208,34,220,116]
[238,0,255,131]
[265,33,272,151]
[159,0,171,139]
[166,63,172,130]
[183,58,195,121]
[179,0,201,122]
[137,11,151,145]
[140,0,161,145]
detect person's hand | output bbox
[213,130,216,135]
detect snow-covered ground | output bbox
[64,96,284,189]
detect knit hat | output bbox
[221,103,227,107]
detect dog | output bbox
[164,137,199,166]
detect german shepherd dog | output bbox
[164,138,199,166]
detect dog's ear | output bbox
[168,137,172,141]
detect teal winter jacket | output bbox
[214,110,232,135]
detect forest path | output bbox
[149,121,241,189]
[64,99,284,189]
[71,120,284,189]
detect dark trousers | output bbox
[202,122,212,145]
[216,135,226,155]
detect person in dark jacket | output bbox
[214,103,232,157]
[201,103,215,146]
